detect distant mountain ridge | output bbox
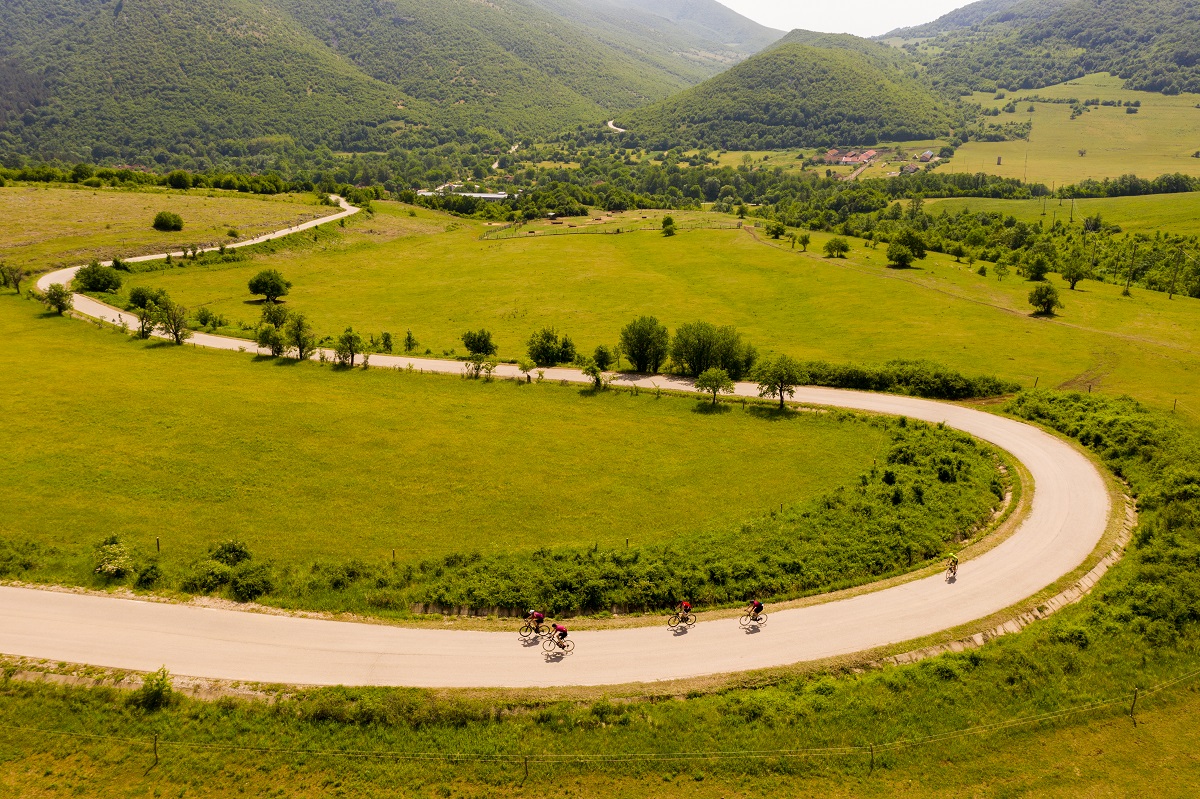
[890,0,1200,95]
[0,0,779,164]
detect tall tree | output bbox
[619,316,670,374]
[754,355,806,410]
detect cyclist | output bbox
[677,600,693,616]
[551,623,569,648]
[747,599,764,621]
[525,609,546,628]
[947,553,960,577]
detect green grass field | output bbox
[0,184,326,273]
[0,291,887,581]
[952,73,1200,185]
[123,201,1200,418]
[928,191,1200,235]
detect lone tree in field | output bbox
[796,233,811,252]
[823,237,850,258]
[335,327,363,366]
[43,283,74,315]
[766,221,787,239]
[887,242,915,269]
[462,329,497,357]
[1059,257,1091,290]
[695,367,735,405]
[155,299,192,344]
[619,316,670,374]
[152,211,184,232]
[404,330,418,353]
[754,355,806,410]
[73,260,123,293]
[1029,283,1064,316]
[284,313,318,360]
[248,269,292,303]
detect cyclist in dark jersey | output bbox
[551,623,568,646]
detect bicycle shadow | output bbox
[671,625,691,637]
[543,650,569,663]
[742,623,765,635]
[519,636,544,648]
[946,574,958,585]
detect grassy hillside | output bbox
[617,42,958,150]
[882,0,1041,41]
[0,0,777,163]
[908,0,1200,96]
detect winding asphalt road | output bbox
[12,204,1113,688]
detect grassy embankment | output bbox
[121,201,1200,419]
[0,184,326,273]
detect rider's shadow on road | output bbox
[946,575,958,585]
[543,650,568,663]
[671,625,690,637]
[742,624,764,635]
[520,636,543,648]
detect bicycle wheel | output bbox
[738,613,752,627]
[667,613,681,628]
[561,640,575,654]
[519,624,535,638]
[685,613,697,626]
[756,613,767,625]
[542,638,556,653]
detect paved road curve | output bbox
[14,208,1112,688]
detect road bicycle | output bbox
[519,621,550,639]
[667,610,697,628]
[738,612,767,627]
[543,637,575,654]
[946,560,959,580]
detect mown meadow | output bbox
[0,185,326,273]
[119,200,1200,419]
[953,74,1200,185]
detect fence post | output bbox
[1130,688,1139,726]
[869,743,875,774]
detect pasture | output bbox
[928,190,1200,236]
[0,185,326,273]
[121,201,1200,418]
[952,73,1200,185]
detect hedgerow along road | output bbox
[12,204,1113,689]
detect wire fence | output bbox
[1,665,1197,767]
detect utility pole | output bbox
[1123,243,1137,297]
[1168,250,1184,300]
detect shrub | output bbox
[43,283,73,315]
[461,329,497,357]
[593,345,613,371]
[152,211,184,232]
[182,560,233,593]
[129,667,173,711]
[527,327,574,367]
[93,535,133,580]
[1029,283,1063,315]
[670,322,756,379]
[134,563,162,590]
[823,237,850,258]
[210,540,252,567]
[231,563,274,602]
[886,242,915,268]
[128,286,167,310]
[74,261,122,293]
[257,323,286,356]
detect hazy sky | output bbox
[716,0,972,38]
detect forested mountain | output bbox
[898,0,1200,95]
[0,0,777,165]
[617,37,957,150]
[881,0,1031,40]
